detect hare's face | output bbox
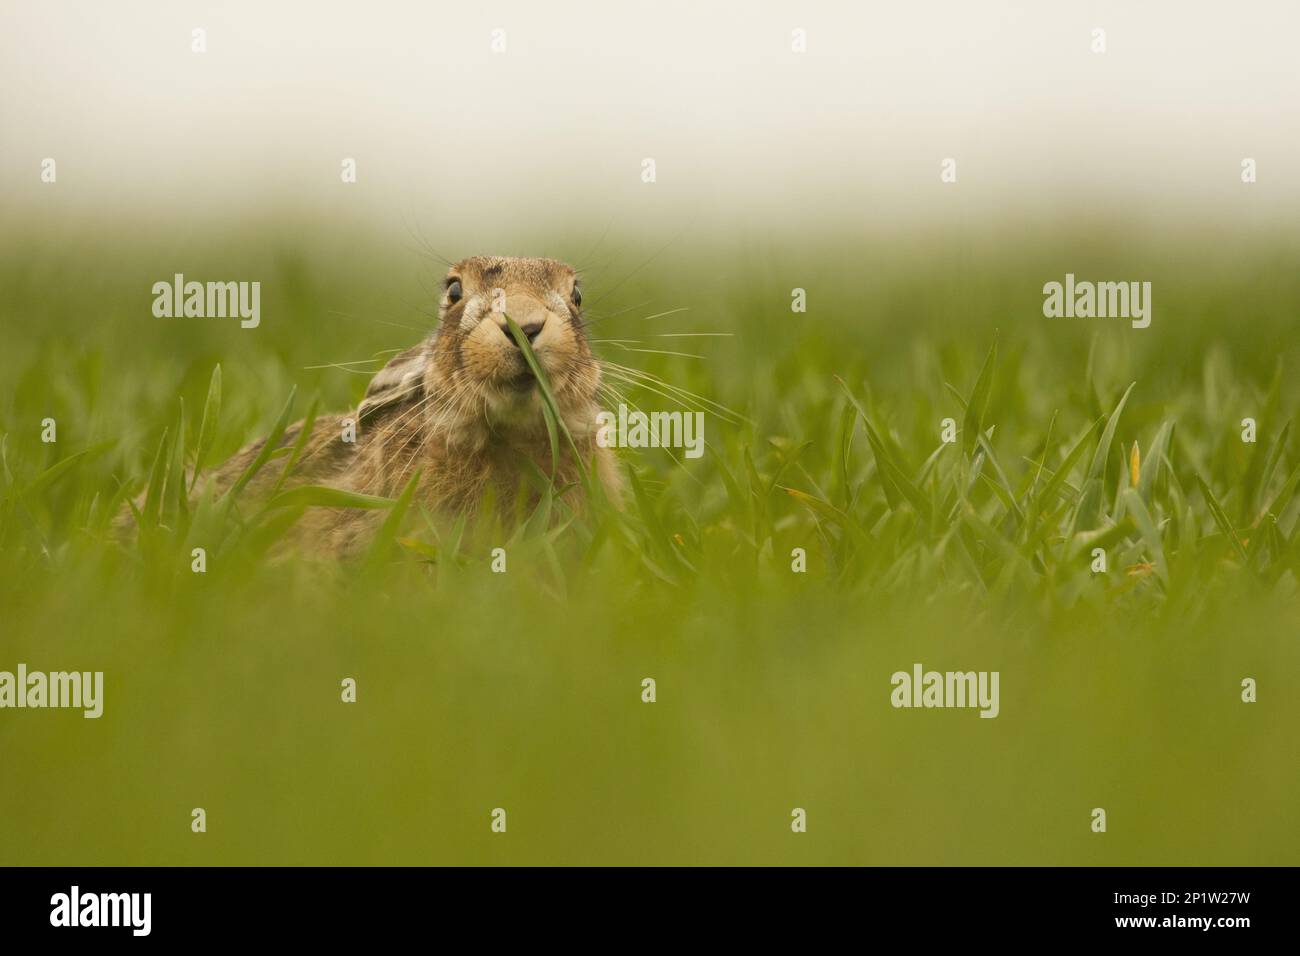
[430,256,600,424]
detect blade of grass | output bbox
[1087,381,1136,483]
[265,484,396,511]
[224,386,298,504]
[505,315,587,482]
[962,337,997,457]
[363,470,422,572]
[1195,473,1249,563]
[189,364,222,494]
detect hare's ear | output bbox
[357,342,430,425]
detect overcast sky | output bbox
[4,1,1296,228]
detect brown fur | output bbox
[134,256,623,556]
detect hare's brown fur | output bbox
[157,256,622,555]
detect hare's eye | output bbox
[571,284,582,307]
[446,279,463,304]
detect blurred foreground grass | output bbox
[1,217,1298,864]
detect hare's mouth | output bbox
[501,368,536,392]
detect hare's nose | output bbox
[506,320,545,347]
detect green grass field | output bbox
[2,217,1298,864]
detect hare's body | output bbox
[166,256,622,555]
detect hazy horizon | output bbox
[4,0,1297,231]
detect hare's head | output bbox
[358,256,602,439]
[435,256,597,413]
